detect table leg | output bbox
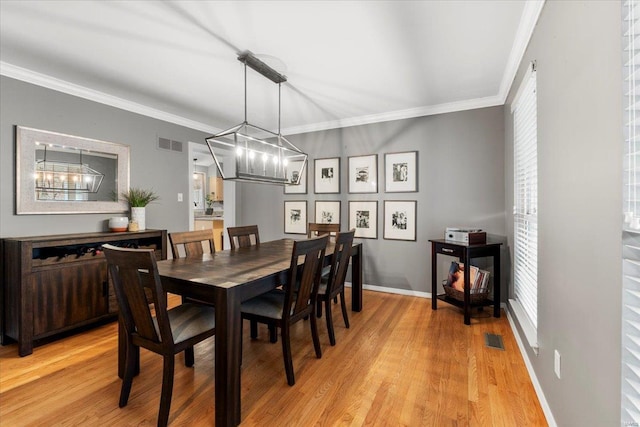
[431,242,437,310]
[215,289,243,426]
[463,252,471,325]
[494,249,501,318]
[351,244,363,312]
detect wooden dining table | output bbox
[132,238,363,426]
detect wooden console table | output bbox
[429,238,502,325]
[1,230,167,356]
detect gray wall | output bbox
[504,1,622,425]
[0,76,210,238]
[238,107,506,294]
[2,4,623,423]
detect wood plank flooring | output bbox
[0,290,547,426]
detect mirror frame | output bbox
[16,126,130,215]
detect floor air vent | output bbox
[484,333,505,350]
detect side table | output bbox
[430,238,502,325]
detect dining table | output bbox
[119,238,363,426]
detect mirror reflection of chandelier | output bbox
[35,145,104,194]
[205,51,308,185]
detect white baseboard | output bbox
[506,310,557,427]
[345,282,431,298]
[347,282,556,426]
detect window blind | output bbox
[512,63,538,334]
[622,1,640,423]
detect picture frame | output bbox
[284,200,307,234]
[284,159,308,194]
[383,200,417,241]
[349,200,378,239]
[348,154,378,193]
[385,151,418,193]
[315,200,341,225]
[314,157,340,194]
[16,126,130,215]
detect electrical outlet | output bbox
[554,350,561,379]
[177,193,183,202]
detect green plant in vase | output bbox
[120,187,159,231]
[121,187,159,207]
[205,192,215,215]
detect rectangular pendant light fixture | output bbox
[205,51,308,186]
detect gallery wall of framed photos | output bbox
[283,150,418,241]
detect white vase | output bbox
[131,207,146,231]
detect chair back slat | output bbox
[228,225,260,249]
[326,229,355,295]
[169,229,215,259]
[104,244,171,346]
[285,235,328,320]
[308,223,339,240]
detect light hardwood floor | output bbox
[0,290,547,426]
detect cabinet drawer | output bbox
[434,243,463,258]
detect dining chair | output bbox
[227,225,260,250]
[316,229,355,346]
[241,235,328,386]
[308,222,340,240]
[227,225,274,339]
[168,229,217,307]
[308,222,340,286]
[103,244,216,427]
[168,229,215,259]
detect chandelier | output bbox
[205,51,308,185]
[35,145,104,194]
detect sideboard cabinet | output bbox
[1,229,167,356]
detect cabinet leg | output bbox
[18,340,33,357]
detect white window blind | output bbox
[511,62,538,340]
[622,1,640,424]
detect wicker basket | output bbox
[443,284,489,304]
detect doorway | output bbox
[188,141,235,250]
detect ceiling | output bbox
[0,1,543,140]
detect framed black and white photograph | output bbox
[349,200,378,239]
[383,200,417,241]
[314,157,340,194]
[284,160,308,194]
[315,200,341,224]
[385,151,418,193]
[348,154,378,193]
[284,200,307,234]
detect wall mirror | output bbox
[16,126,130,214]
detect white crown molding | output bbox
[497,0,545,103]
[283,95,504,136]
[0,61,221,135]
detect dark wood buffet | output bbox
[1,229,166,356]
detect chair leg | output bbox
[325,298,336,346]
[281,324,295,386]
[268,324,278,343]
[340,291,350,328]
[158,355,175,427]
[316,299,323,318]
[119,339,137,408]
[250,319,258,339]
[310,312,322,359]
[184,346,195,367]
